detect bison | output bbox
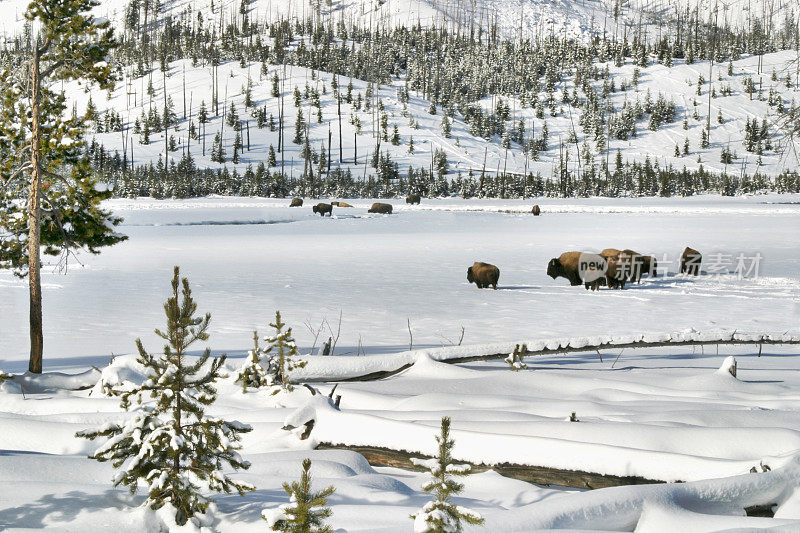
[467,262,500,290]
[312,203,333,217]
[547,252,584,286]
[290,198,303,207]
[622,249,658,282]
[531,205,541,216]
[332,201,353,208]
[680,246,702,276]
[368,202,393,214]
[406,194,421,205]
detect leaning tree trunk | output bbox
[28,48,43,374]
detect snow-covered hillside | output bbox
[75,49,800,191]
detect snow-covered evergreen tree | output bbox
[262,458,335,532]
[264,311,306,392]
[77,267,254,526]
[235,330,277,391]
[410,417,484,533]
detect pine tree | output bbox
[264,311,306,391]
[233,131,243,163]
[271,73,280,98]
[235,330,276,391]
[441,116,451,139]
[268,145,278,167]
[211,132,226,163]
[411,417,484,533]
[263,458,335,533]
[198,100,209,124]
[0,0,125,373]
[294,108,306,144]
[77,267,254,526]
[226,102,240,128]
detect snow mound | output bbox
[89,354,148,396]
[402,352,480,379]
[634,501,797,533]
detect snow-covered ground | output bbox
[2,196,800,531]
[1,195,798,366]
[3,340,800,530]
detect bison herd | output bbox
[469,246,702,292]
[545,246,701,291]
[292,198,405,215]
[289,197,702,291]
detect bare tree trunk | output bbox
[28,48,44,374]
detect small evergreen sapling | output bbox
[235,311,306,393]
[411,417,484,533]
[235,329,277,391]
[505,344,528,371]
[265,311,307,392]
[263,458,335,532]
[77,267,254,526]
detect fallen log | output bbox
[319,336,800,383]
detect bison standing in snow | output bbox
[547,252,584,286]
[531,205,541,216]
[368,203,393,214]
[406,194,421,205]
[680,247,702,276]
[290,198,303,207]
[313,203,333,216]
[467,262,500,290]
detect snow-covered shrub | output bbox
[263,458,335,532]
[234,330,278,392]
[78,267,254,526]
[504,344,528,371]
[411,417,484,533]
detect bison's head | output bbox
[546,258,561,279]
[312,205,320,213]
[466,266,474,284]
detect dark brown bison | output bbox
[332,201,353,208]
[622,249,658,282]
[368,202,393,214]
[547,251,584,286]
[680,247,702,276]
[290,198,303,207]
[467,262,500,290]
[532,205,541,216]
[313,203,333,216]
[406,194,421,205]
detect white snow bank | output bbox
[11,369,99,392]
[297,330,800,382]
[634,502,797,533]
[489,455,800,531]
[284,394,800,483]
